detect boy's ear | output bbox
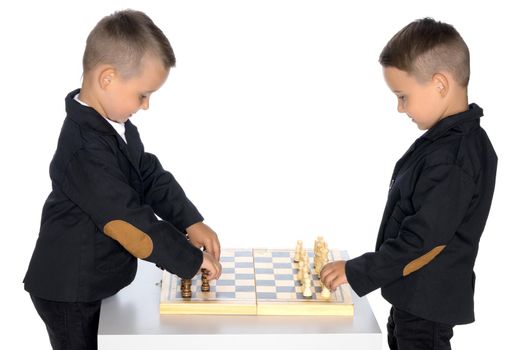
[98,67,116,90]
[433,73,448,97]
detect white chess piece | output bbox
[321,283,331,299]
[298,260,305,283]
[314,253,321,275]
[302,251,309,267]
[294,240,303,262]
[302,278,313,297]
[302,270,309,284]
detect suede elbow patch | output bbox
[103,220,153,259]
[403,245,446,277]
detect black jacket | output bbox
[24,89,204,302]
[345,104,497,325]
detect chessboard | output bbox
[159,248,353,316]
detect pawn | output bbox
[181,278,192,298]
[321,283,331,299]
[302,270,309,284]
[298,260,305,278]
[201,269,210,292]
[302,278,313,298]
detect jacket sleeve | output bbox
[345,163,475,296]
[140,152,204,233]
[60,145,203,279]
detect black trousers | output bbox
[387,306,454,350]
[30,294,101,350]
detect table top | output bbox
[99,259,381,336]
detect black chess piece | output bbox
[181,278,192,298]
[201,269,210,292]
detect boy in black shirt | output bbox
[321,18,497,350]
[24,10,222,350]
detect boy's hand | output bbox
[201,251,222,280]
[186,222,221,260]
[320,260,348,291]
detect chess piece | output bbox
[298,260,305,283]
[302,250,309,267]
[294,240,303,262]
[318,247,329,277]
[315,236,324,256]
[302,278,313,298]
[181,278,192,298]
[321,283,331,299]
[201,269,210,292]
[314,248,322,274]
[302,270,309,284]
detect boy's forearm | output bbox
[62,147,204,279]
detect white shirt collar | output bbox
[73,93,127,143]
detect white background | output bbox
[1,1,523,349]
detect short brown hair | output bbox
[379,18,470,87]
[83,9,175,78]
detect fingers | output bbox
[320,260,348,291]
[320,263,331,281]
[207,236,221,260]
[209,264,221,280]
[326,274,346,291]
[321,267,337,290]
[186,222,221,260]
[201,252,222,280]
[320,261,336,283]
[208,259,222,280]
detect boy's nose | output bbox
[397,101,405,113]
[141,97,150,110]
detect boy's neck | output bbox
[442,89,469,118]
[78,80,108,119]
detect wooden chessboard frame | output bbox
[159,248,354,316]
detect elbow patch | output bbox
[103,220,153,259]
[403,245,446,277]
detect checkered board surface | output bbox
[160,249,353,316]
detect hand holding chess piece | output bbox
[320,260,348,292]
[200,251,223,281]
[182,251,221,298]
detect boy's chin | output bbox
[414,122,428,131]
[109,115,130,123]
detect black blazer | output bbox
[345,104,497,325]
[24,89,204,302]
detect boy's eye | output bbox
[397,95,406,101]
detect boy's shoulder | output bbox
[418,108,494,179]
[60,89,129,150]
[51,91,123,180]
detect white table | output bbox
[99,260,382,349]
